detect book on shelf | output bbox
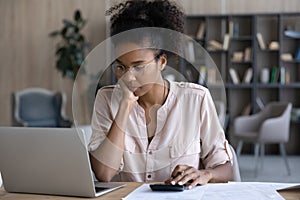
[256,97,265,110]
[232,51,244,62]
[186,69,193,81]
[243,68,253,83]
[228,21,234,37]
[198,66,207,85]
[280,67,286,84]
[208,40,223,50]
[233,22,239,37]
[185,40,195,62]
[196,21,205,39]
[241,103,251,116]
[285,69,290,83]
[274,66,280,83]
[207,68,217,84]
[244,47,252,62]
[256,33,266,50]
[223,34,230,50]
[270,66,279,83]
[229,68,240,84]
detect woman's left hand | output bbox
[164,165,212,189]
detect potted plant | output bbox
[49,10,90,80]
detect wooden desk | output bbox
[1,182,300,200]
[0,183,139,200]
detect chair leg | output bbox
[254,143,260,177]
[236,140,243,158]
[279,143,291,176]
[260,144,265,170]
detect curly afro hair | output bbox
[106,0,185,62]
[106,0,185,36]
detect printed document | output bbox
[123,182,300,200]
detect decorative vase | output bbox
[260,68,270,83]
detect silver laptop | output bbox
[0,127,125,197]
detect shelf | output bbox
[259,49,279,52]
[225,83,253,88]
[207,83,225,88]
[257,83,300,88]
[281,60,300,64]
[280,83,300,88]
[257,83,282,88]
[185,13,300,142]
[230,61,252,64]
[231,36,253,41]
[282,37,300,41]
[208,50,227,53]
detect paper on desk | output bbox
[201,182,284,200]
[123,182,296,200]
[278,184,300,191]
[236,182,300,191]
[122,184,205,200]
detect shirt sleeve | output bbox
[88,88,113,152]
[88,87,125,172]
[199,89,232,169]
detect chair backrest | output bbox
[259,102,292,143]
[12,88,66,127]
[229,145,241,182]
[234,102,292,139]
[263,102,291,118]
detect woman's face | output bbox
[114,42,166,96]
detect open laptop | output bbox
[0,127,125,197]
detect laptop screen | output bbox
[0,127,124,197]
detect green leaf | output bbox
[50,9,90,80]
[61,27,68,36]
[55,47,67,55]
[74,26,79,33]
[80,19,87,28]
[57,57,72,72]
[70,44,77,51]
[74,10,82,22]
[63,19,75,27]
[77,35,84,42]
[49,30,60,37]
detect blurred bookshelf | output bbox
[184,13,300,153]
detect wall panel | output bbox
[1,0,300,126]
[0,0,106,125]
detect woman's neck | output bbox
[138,79,168,108]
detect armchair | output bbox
[233,102,292,176]
[11,88,72,127]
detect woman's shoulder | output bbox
[170,81,209,95]
[97,84,119,93]
[95,84,121,99]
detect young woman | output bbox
[88,0,233,189]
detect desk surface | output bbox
[1,182,300,200]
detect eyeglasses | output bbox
[112,57,157,76]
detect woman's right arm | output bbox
[89,79,138,182]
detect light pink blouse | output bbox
[89,81,232,182]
